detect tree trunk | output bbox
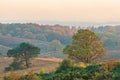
[24,52,29,68]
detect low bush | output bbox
[4,61,120,80]
[5,61,24,72]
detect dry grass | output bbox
[0,56,62,80]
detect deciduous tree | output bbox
[63,29,106,63]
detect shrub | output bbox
[112,62,120,80]
[5,61,24,72]
[56,58,74,73]
[4,61,120,80]
[19,74,42,80]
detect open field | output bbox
[0,56,62,80]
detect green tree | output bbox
[56,58,74,73]
[7,42,40,68]
[48,40,64,52]
[63,29,106,63]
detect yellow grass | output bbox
[0,56,62,80]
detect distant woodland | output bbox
[0,23,120,59]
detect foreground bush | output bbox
[4,61,120,80]
[56,58,74,73]
[4,74,42,80]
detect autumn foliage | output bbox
[63,29,106,63]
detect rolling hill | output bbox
[0,23,120,59]
[0,44,10,55]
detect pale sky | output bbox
[0,0,120,23]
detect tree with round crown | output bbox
[63,29,106,63]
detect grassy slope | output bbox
[0,57,61,80]
[0,35,66,58]
[0,35,49,53]
[0,45,11,55]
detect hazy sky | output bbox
[0,0,120,23]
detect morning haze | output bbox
[0,0,120,23]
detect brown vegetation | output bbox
[0,56,62,80]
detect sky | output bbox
[0,0,120,24]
